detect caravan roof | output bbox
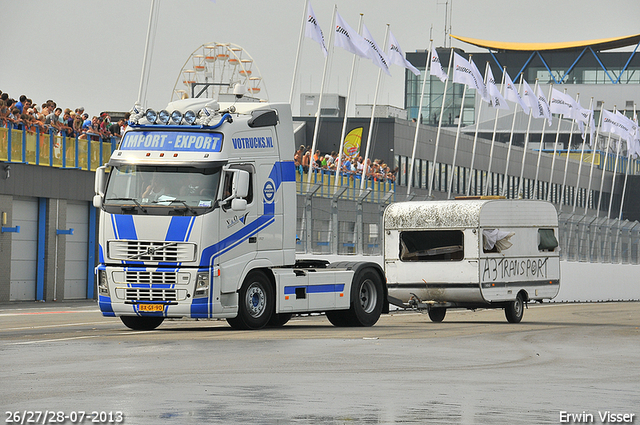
[384,199,558,230]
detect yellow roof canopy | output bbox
[450,33,640,52]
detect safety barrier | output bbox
[295,168,396,203]
[0,125,116,171]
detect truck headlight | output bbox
[98,270,109,295]
[194,272,209,297]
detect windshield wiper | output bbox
[106,197,147,214]
[161,199,198,215]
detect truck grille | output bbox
[125,271,177,285]
[108,240,196,263]
[122,287,187,302]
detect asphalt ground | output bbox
[1,301,638,424]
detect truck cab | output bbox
[94,99,386,330]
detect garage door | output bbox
[65,202,89,299]
[10,198,39,300]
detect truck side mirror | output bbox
[231,198,247,211]
[95,166,107,197]
[93,194,103,208]
[232,169,250,199]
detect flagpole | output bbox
[406,39,433,198]
[572,97,594,212]
[595,106,616,217]
[533,84,554,199]
[428,48,454,198]
[466,61,488,196]
[516,79,539,198]
[585,104,604,215]
[360,23,390,192]
[307,5,337,185]
[607,134,623,219]
[501,75,524,198]
[558,93,580,209]
[447,85,467,199]
[483,67,506,196]
[137,0,158,106]
[618,103,637,220]
[546,89,567,202]
[334,13,364,191]
[289,0,309,105]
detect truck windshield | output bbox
[103,164,222,215]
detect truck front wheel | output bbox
[120,316,164,330]
[227,271,274,330]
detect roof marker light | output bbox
[145,109,158,124]
[171,110,183,124]
[158,109,170,124]
[184,110,197,125]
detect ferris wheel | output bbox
[171,42,267,102]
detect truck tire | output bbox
[330,268,384,327]
[505,292,525,323]
[267,313,293,327]
[227,271,274,330]
[120,316,164,330]
[428,307,446,323]
[325,310,354,327]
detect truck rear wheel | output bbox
[325,310,354,327]
[329,268,384,327]
[227,271,274,330]
[120,316,164,330]
[428,307,446,322]
[505,293,525,323]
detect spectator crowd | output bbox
[2,89,397,183]
[0,89,128,142]
[294,144,397,182]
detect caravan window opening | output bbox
[538,228,558,251]
[399,230,464,262]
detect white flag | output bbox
[522,79,543,119]
[549,89,578,119]
[630,114,640,157]
[361,25,391,76]
[601,109,634,141]
[334,12,368,58]
[305,4,327,57]
[574,105,594,141]
[536,85,552,126]
[616,110,638,142]
[452,53,486,99]
[503,71,529,114]
[387,31,420,76]
[429,48,447,82]
[485,66,509,110]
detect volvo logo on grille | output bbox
[146,247,157,255]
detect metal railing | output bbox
[295,180,640,264]
[559,213,640,264]
[0,125,116,171]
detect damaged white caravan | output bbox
[383,198,560,323]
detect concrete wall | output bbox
[0,163,96,302]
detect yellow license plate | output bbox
[138,304,164,312]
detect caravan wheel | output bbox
[505,293,525,323]
[428,307,446,323]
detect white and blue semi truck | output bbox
[93,99,388,330]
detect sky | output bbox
[2,0,640,118]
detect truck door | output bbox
[217,164,258,293]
